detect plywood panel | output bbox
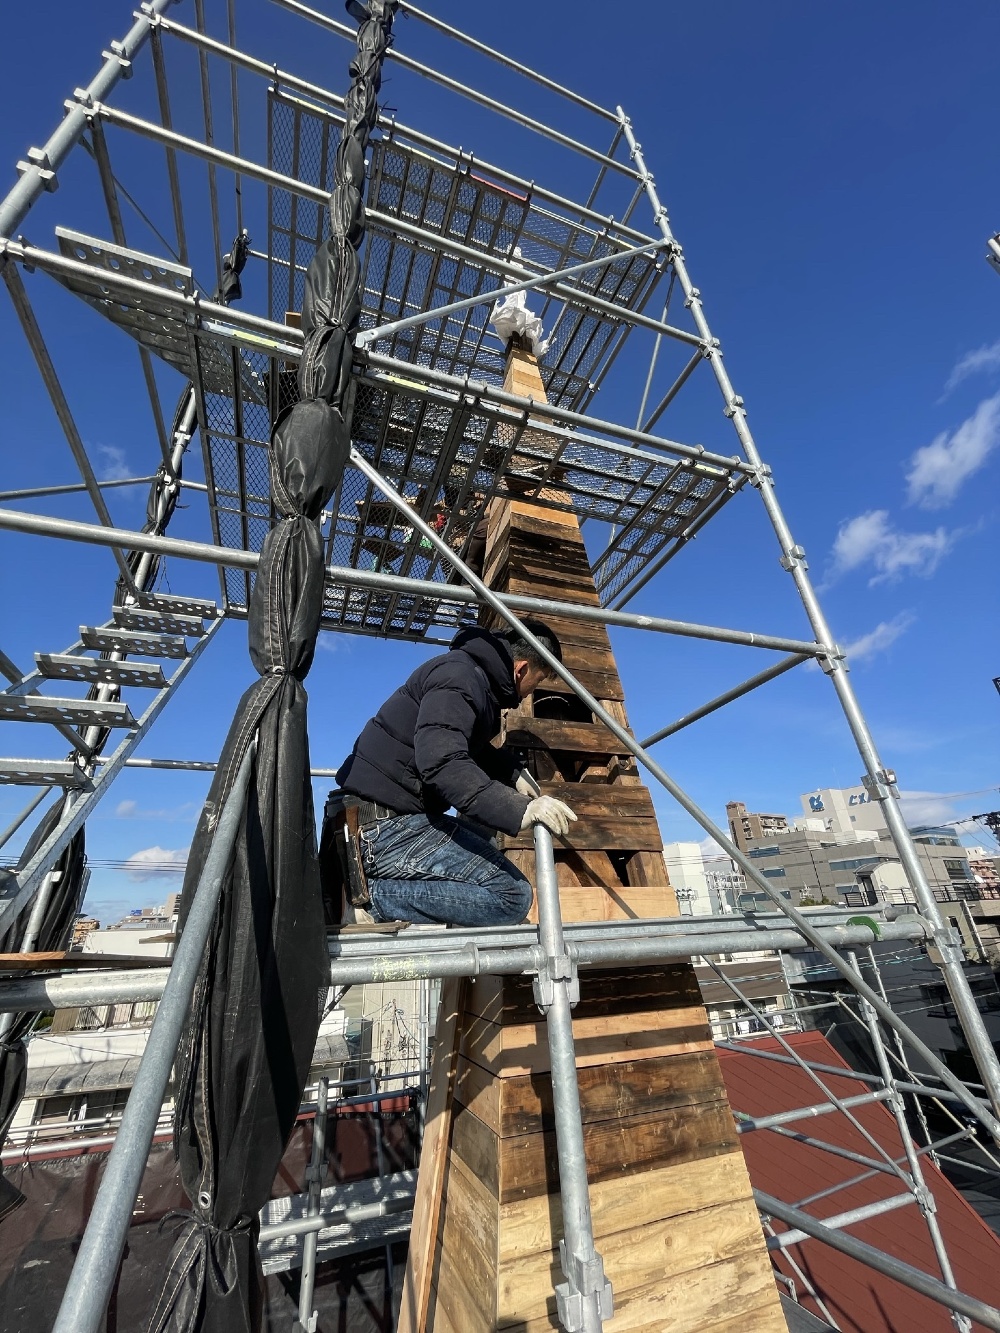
[497,1197,769,1326]
[514,1251,783,1333]
[497,1151,758,1258]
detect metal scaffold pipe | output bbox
[0,0,174,239]
[532,826,612,1332]
[51,740,256,1333]
[346,449,1000,1147]
[614,104,1000,1127]
[0,916,929,1015]
[0,506,827,657]
[755,1190,1000,1330]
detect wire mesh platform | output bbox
[40,71,741,635]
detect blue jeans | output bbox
[360,812,532,927]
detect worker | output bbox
[329,619,576,927]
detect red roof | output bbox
[717,1031,1000,1332]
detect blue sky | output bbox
[0,0,997,925]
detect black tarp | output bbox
[148,5,399,1330]
[0,235,253,1226]
[0,808,87,1220]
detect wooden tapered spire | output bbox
[401,342,785,1333]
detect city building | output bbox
[662,842,713,916]
[726,801,789,853]
[799,784,888,838]
[968,846,1000,895]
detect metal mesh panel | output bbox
[266,94,663,412]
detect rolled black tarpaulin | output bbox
[147,5,399,1330]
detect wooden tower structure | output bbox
[402,343,786,1332]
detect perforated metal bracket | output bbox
[556,1240,614,1332]
[533,952,580,1012]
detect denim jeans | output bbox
[360,811,532,927]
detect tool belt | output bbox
[319,792,399,917]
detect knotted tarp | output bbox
[148,5,398,1330]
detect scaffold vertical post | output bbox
[295,1075,329,1333]
[615,102,1000,1124]
[847,951,972,1333]
[533,825,612,1333]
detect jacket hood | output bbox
[450,628,518,708]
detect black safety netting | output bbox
[147,5,399,1331]
[0,808,86,1222]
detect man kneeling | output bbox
[331,619,575,927]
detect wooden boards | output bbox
[419,342,783,1331]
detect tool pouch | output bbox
[320,791,371,914]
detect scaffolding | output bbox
[2,3,1000,1330]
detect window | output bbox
[760,867,786,878]
[748,846,782,858]
[944,859,973,882]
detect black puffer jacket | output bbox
[335,628,530,835]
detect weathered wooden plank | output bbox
[454,1048,728,1138]
[536,782,657,818]
[506,574,603,608]
[504,816,663,851]
[465,964,704,1026]
[437,1152,498,1323]
[449,1097,739,1205]
[503,716,625,755]
[428,1230,495,1333]
[497,1197,769,1326]
[459,1010,714,1078]
[397,977,467,1333]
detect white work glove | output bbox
[520,795,577,838]
[515,769,541,797]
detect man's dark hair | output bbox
[497,619,562,669]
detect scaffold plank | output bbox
[35,654,167,689]
[0,696,135,729]
[80,627,189,659]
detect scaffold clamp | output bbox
[533,951,580,1012]
[556,1240,614,1331]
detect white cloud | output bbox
[828,509,954,585]
[944,340,1000,394]
[906,392,1000,508]
[698,835,728,860]
[122,846,188,882]
[113,799,197,822]
[895,790,965,828]
[841,612,915,663]
[94,444,131,482]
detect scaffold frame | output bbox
[2,3,1000,1331]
